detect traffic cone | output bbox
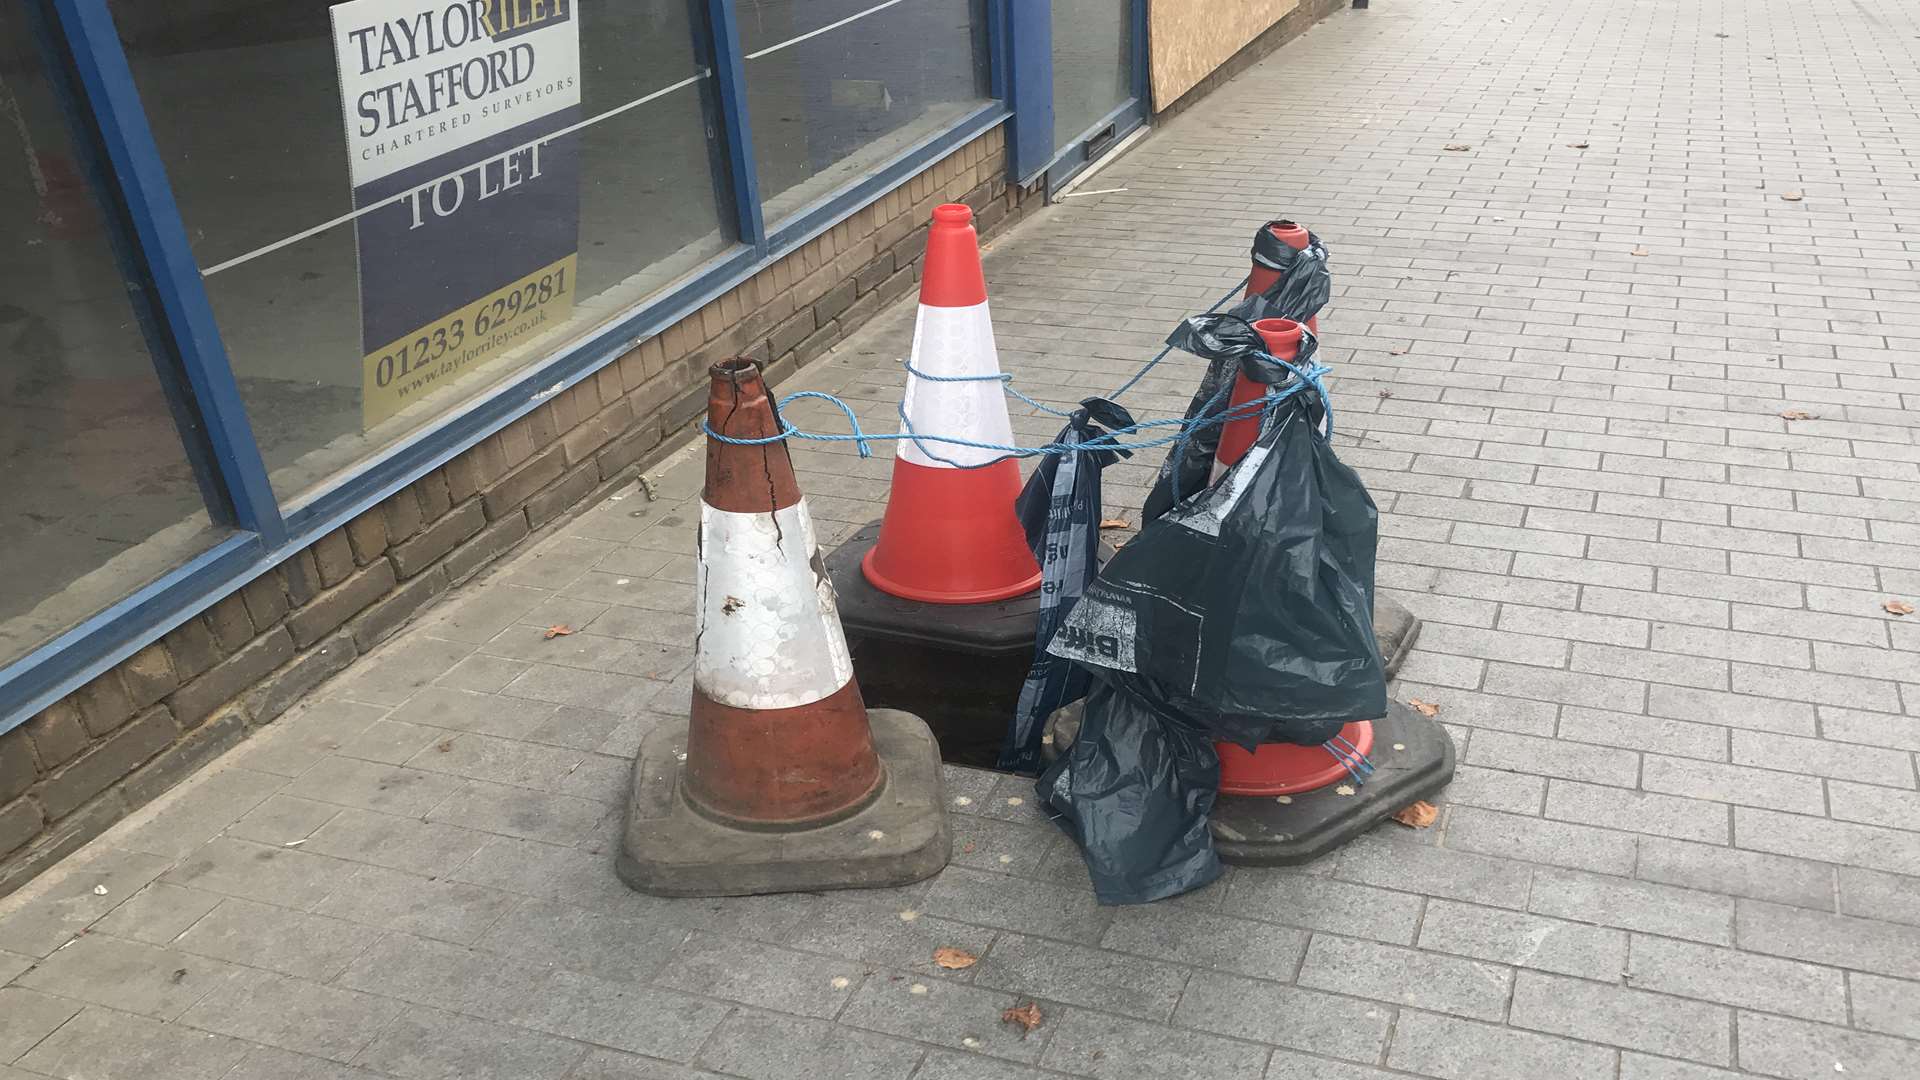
[617,358,949,896]
[1211,317,1304,484]
[1246,220,1319,333]
[1209,316,1379,795]
[861,204,1042,604]
[685,359,880,825]
[1216,222,1319,485]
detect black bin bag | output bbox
[1241,222,1332,326]
[1140,314,1271,525]
[1036,332,1387,903]
[1035,679,1224,905]
[1052,338,1387,743]
[999,399,1134,774]
[1141,223,1331,525]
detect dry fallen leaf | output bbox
[436,739,454,753]
[1444,143,1471,152]
[1630,246,1651,257]
[1780,409,1816,421]
[1392,801,1440,829]
[543,624,574,639]
[1099,518,1131,530]
[1886,600,1915,616]
[1780,190,1804,201]
[1002,1002,1044,1036]
[933,947,979,970]
[1408,698,1441,718]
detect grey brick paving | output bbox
[1415,899,1628,983]
[1510,970,1732,1065]
[7,0,1920,1076]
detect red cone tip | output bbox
[1252,318,1305,356]
[1269,221,1310,250]
[1215,318,1307,471]
[920,204,989,308]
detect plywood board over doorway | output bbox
[1149,0,1300,108]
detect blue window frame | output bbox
[1000,0,1148,189]
[1,0,1063,729]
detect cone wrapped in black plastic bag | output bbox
[1049,331,1386,743]
[1037,329,1387,904]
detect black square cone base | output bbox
[1210,700,1456,866]
[825,523,1044,767]
[615,708,951,898]
[826,523,1045,655]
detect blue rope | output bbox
[700,272,1332,469]
[704,352,1331,464]
[1322,733,1376,787]
[1106,277,1252,399]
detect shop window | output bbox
[0,7,228,668]
[1052,0,1133,150]
[108,0,736,504]
[736,0,991,225]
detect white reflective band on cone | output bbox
[897,301,1014,469]
[694,501,855,710]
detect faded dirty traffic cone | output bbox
[861,204,1042,604]
[616,358,949,897]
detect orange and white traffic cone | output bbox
[860,204,1042,604]
[618,358,949,897]
[685,360,880,826]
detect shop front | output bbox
[0,0,1334,886]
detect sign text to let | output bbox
[403,137,548,229]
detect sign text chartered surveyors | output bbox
[330,0,582,428]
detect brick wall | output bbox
[0,126,1038,897]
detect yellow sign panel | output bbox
[361,254,576,428]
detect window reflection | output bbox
[110,1,736,503]
[0,5,224,667]
[737,0,991,224]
